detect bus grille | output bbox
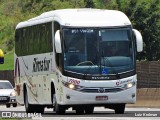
[79,87,123,93]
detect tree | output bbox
[116,0,160,61]
[84,0,95,8]
[132,0,160,61]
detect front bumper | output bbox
[58,85,136,105]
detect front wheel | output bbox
[114,104,125,114]
[84,106,94,114]
[53,94,65,114]
[55,101,65,114]
[76,108,84,114]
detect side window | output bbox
[29,26,34,55]
[26,28,29,55]
[19,29,23,56]
[15,29,20,56]
[47,23,53,52]
[41,24,47,53]
[35,25,41,54]
[22,29,26,56]
[15,22,53,56]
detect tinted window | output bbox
[15,22,53,56]
[63,28,135,76]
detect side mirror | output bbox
[0,49,4,64]
[132,29,143,52]
[55,30,62,53]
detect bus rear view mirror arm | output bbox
[132,29,143,52]
[55,30,62,53]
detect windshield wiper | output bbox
[101,50,121,79]
[82,59,99,79]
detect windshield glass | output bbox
[0,82,13,89]
[63,28,135,77]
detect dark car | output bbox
[0,80,17,108]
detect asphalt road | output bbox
[0,105,160,120]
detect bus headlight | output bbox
[127,83,133,88]
[68,84,75,89]
[124,81,136,89]
[62,81,84,90]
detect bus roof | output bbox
[16,9,131,29]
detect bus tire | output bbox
[34,105,44,114]
[53,95,65,114]
[76,108,84,114]
[24,88,44,113]
[24,89,34,113]
[55,101,65,114]
[84,106,94,114]
[114,104,125,114]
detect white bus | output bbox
[14,9,143,114]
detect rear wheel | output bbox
[34,105,44,113]
[114,104,125,114]
[24,89,44,113]
[24,90,34,113]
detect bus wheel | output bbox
[24,90,33,113]
[76,108,84,114]
[114,104,125,114]
[53,96,65,114]
[84,106,94,114]
[55,102,65,114]
[52,94,56,107]
[34,105,44,114]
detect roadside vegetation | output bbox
[0,51,13,70]
[0,0,159,70]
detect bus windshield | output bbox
[63,28,135,78]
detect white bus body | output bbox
[14,9,143,114]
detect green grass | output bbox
[0,51,14,70]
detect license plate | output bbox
[0,97,7,100]
[96,96,108,100]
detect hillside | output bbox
[0,0,160,70]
